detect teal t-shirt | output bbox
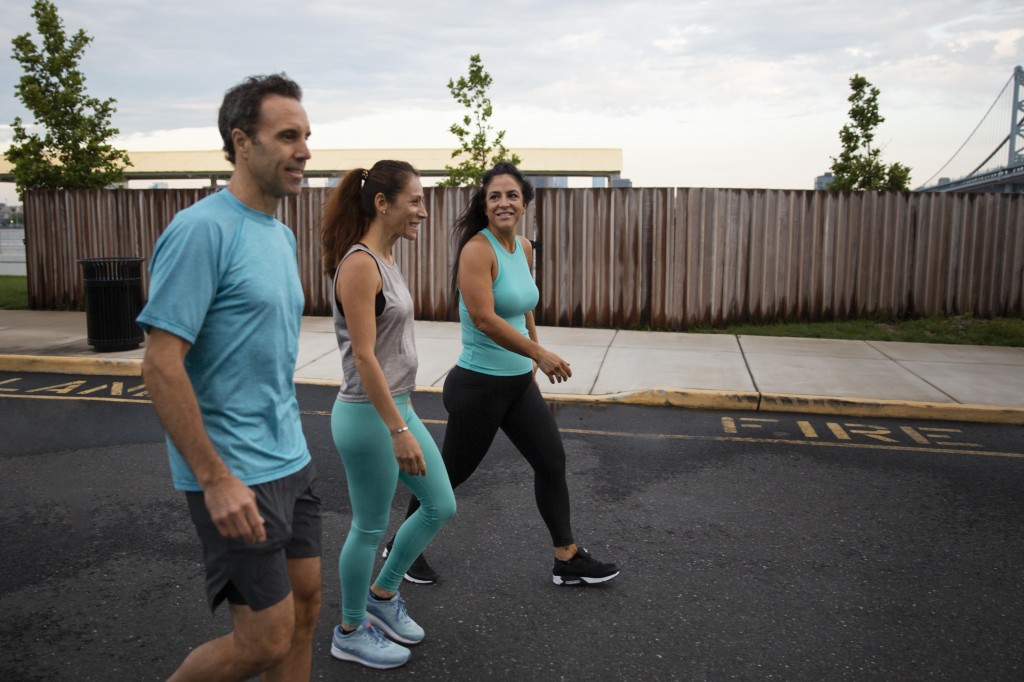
[456,229,539,376]
[137,189,311,491]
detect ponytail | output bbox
[319,159,420,276]
[319,168,367,276]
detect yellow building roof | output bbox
[0,148,623,181]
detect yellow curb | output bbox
[296,382,761,411]
[293,377,342,388]
[295,378,442,395]
[4,357,1022,425]
[539,388,763,411]
[0,354,142,376]
[759,393,1024,425]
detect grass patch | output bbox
[0,275,28,310]
[689,315,1024,347]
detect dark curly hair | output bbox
[448,162,535,304]
[218,73,303,165]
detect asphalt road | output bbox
[1,372,1022,681]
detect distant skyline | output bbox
[2,0,1022,206]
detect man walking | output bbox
[138,73,321,681]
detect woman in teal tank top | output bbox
[398,163,619,587]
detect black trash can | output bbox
[79,257,146,352]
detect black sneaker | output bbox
[552,547,619,586]
[382,537,440,585]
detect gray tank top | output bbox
[332,243,417,402]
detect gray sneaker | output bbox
[365,591,425,644]
[330,622,410,669]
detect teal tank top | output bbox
[456,229,539,376]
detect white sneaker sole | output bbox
[403,573,437,585]
[330,643,409,669]
[552,570,620,586]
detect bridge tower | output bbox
[1012,66,1024,168]
[919,65,1024,192]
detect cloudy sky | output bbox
[1,0,1022,205]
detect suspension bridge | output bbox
[918,65,1024,193]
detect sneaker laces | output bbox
[364,624,391,648]
[390,593,411,622]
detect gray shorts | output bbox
[185,461,322,612]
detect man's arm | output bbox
[142,328,266,543]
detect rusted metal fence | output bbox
[21,187,1024,328]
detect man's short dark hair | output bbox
[218,73,303,165]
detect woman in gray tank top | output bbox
[319,160,456,670]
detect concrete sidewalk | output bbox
[1,308,1023,424]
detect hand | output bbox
[392,430,427,476]
[203,474,266,544]
[536,348,572,384]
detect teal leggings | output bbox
[332,393,455,628]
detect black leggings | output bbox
[405,365,573,547]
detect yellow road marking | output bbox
[304,409,1024,460]
[557,426,1024,460]
[1,393,151,405]
[4,395,1021,460]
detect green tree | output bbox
[828,74,911,191]
[440,54,521,187]
[5,0,131,199]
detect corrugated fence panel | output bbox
[917,191,956,316]
[695,189,720,325]
[534,188,575,326]
[578,190,602,326]
[805,191,825,320]
[1005,198,1024,314]
[751,188,781,321]
[398,186,476,321]
[21,187,1024,327]
[650,188,684,329]
[685,188,712,325]
[979,194,1009,317]
[960,194,982,316]
[659,188,679,325]
[872,192,900,316]
[277,188,325,315]
[841,191,866,318]
[710,189,731,325]
[610,189,636,327]
[550,187,652,329]
[723,189,748,324]
[745,189,772,322]
[832,191,856,318]
[782,190,804,320]
[631,188,662,327]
